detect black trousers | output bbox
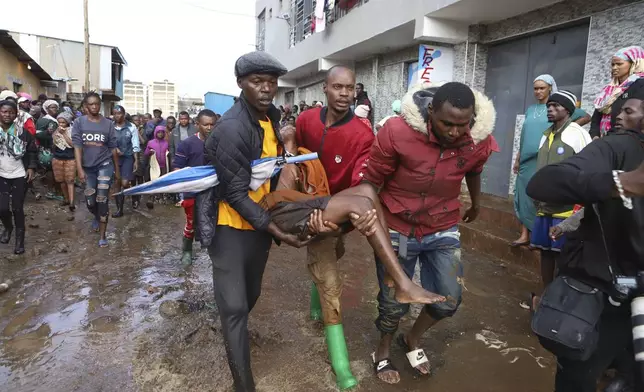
[208,225,272,392]
[555,302,637,392]
[0,177,27,230]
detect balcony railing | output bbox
[289,0,368,48]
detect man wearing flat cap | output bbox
[197,51,311,392]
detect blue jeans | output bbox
[84,160,114,221]
[375,226,463,335]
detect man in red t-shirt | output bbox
[295,65,374,390]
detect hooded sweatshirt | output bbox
[145,127,169,169]
[362,82,499,239]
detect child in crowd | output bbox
[144,126,169,209]
[52,112,76,219]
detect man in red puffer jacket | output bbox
[363,82,499,384]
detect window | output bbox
[290,0,314,47]
[13,82,22,92]
[257,10,266,51]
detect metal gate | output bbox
[481,23,589,197]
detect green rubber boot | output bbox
[180,237,193,266]
[325,324,358,390]
[310,282,323,321]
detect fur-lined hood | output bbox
[401,82,496,144]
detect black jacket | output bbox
[195,95,284,247]
[527,131,644,293]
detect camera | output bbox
[613,272,644,302]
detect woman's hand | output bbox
[78,168,86,183]
[513,161,520,174]
[26,169,35,183]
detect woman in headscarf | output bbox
[591,46,644,139]
[0,100,37,254]
[512,75,590,247]
[354,104,372,129]
[52,111,77,218]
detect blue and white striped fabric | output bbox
[122,153,318,196]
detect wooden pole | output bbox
[83,0,90,93]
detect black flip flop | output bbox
[371,352,399,382]
[396,334,430,376]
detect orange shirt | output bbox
[217,119,277,230]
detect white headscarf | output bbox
[533,74,558,93]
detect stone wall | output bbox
[581,2,644,112]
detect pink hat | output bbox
[17,92,32,101]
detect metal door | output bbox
[482,24,589,197]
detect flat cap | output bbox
[235,51,288,78]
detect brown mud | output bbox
[0,197,555,391]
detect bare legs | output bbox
[318,190,445,306]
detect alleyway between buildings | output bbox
[0,201,554,392]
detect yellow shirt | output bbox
[217,119,278,230]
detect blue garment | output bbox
[84,160,114,220]
[118,155,135,181]
[114,121,140,157]
[375,226,463,335]
[173,134,205,199]
[514,105,586,230]
[71,116,118,168]
[530,216,566,252]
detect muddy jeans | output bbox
[375,226,463,335]
[83,161,114,222]
[307,235,346,325]
[209,225,273,392]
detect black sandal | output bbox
[371,353,399,383]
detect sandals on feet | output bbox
[371,352,399,384]
[396,334,430,376]
[98,239,108,248]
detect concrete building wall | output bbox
[123,82,148,114]
[148,81,178,117]
[581,2,644,111]
[0,46,44,97]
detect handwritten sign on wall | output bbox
[417,45,454,85]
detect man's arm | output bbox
[526,139,617,205]
[360,122,397,189]
[173,139,189,171]
[206,120,272,231]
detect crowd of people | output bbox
[0,87,220,249]
[1,43,644,392]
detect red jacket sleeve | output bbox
[352,130,374,187]
[24,118,36,138]
[362,122,397,188]
[295,114,305,148]
[468,135,500,176]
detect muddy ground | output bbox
[0,196,556,392]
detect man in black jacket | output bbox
[527,90,644,392]
[200,51,312,392]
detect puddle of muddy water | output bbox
[0,202,195,392]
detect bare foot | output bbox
[395,283,446,305]
[402,334,431,375]
[376,366,400,384]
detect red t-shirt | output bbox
[296,107,374,195]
